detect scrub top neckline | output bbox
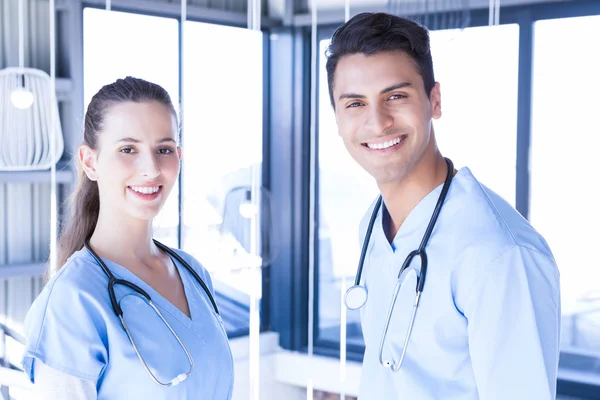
[379,167,469,252]
[79,249,200,329]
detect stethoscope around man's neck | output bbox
[344,157,455,371]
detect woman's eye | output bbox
[158,148,174,154]
[120,147,134,154]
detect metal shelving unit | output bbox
[0,160,74,184]
[0,158,73,278]
[0,75,75,279]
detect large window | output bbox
[316,24,520,348]
[83,8,180,248]
[430,24,520,205]
[530,14,600,365]
[181,21,264,337]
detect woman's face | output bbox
[80,101,181,222]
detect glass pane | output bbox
[430,24,519,206]
[83,8,180,248]
[317,24,520,346]
[530,15,600,374]
[181,21,263,337]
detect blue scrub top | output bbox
[358,167,561,400]
[22,247,234,399]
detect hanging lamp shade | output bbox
[0,67,64,171]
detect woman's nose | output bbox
[139,154,160,178]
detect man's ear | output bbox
[430,82,442,120]
[79,145,99,181]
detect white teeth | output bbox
[367,136,403,150]
[130,186,160,194]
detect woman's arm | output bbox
[33,359,97,400]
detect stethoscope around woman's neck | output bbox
[83,238,220,387]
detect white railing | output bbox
[0,366,33,399]
[0,324,33,400]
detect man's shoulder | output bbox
[448,168,554,264]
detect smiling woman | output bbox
[20,77,234,400]
[78,100,181,227]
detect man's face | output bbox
[332,50,441,184]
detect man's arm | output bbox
[463,245,561,400]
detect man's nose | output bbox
[365,104,394,135]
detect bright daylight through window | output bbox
[530,14,600,362]
[181,21,264,337]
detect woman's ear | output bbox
[79,145,99,181]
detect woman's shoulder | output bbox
[163,247,215,290]
[167,247,201,266]
[41,249,110,303]
[25,249,111,331]
[22,249,110,383]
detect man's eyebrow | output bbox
[339,92,366,101]
[338,82,413,101]
[380,82,412,94]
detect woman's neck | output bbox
[88,207,159,263]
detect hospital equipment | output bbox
[344,157,454,372]
[84,240,219,387]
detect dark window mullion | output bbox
[515,9,534,220]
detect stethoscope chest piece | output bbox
[345,284,368,310]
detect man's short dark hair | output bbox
[325,12,435,107]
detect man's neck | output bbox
[379,154,448,243]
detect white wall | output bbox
[230,332,305,400]
[229,332,362,400]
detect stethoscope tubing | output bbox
[83,239,218,387]
[84,239,220,316]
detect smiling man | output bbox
[326,13,561,399]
